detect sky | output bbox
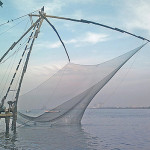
[0,0,150,108]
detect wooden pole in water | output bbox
[0,111,12,133]
[12,101,17,132]
[5,116,10,133]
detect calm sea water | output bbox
[0,109,150,150]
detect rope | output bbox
[0,39,28,64]
[0,18,41,65]
[0,18,28,36]
[0,9,40,27]
[0,42,27,98]
[0,25,37,107]
[0,48,18,99]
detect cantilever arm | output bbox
[30,14,150,43]
[39,11,70,62]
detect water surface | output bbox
[0,109,150,150]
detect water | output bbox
[0,109,150,150]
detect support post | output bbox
[5,116,10,133]
[12,101,17,132]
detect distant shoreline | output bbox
[89,107,150,109]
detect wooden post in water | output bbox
[0,110,12,133]
[12,101,17,132]
[5,115,10,133]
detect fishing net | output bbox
[17,44,146,125]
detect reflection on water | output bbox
[0,125,99,150]
[0,132,17,149]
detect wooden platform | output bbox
[0,113,13,118]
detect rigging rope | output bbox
[0,49,18,99]
[0,38,28,64]
[0,18,28,36]
[0,17,41,63]
[0,9,40,27]
[0,25,37,107]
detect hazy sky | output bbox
[0,0,150,107]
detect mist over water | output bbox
[0,109,150,150]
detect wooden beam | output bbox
[0,113,13,118]
[29,14,81,22]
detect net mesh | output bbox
[17,44,146,125]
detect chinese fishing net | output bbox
[17,43,146,125]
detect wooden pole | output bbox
[0,112,12,133]
[29,14,150,42]
[12,101,17,132]
[11,9,44,132]
[5,116,10,133]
